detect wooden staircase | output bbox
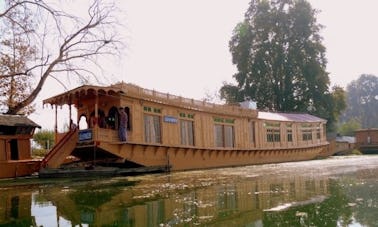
[41,129,78,168]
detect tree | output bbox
[342,74,378,128]
[222,0,342,129]
[0,0,123,114]
[0,2,37,114]
[327,85,347,132]
[33,129,55,149]
[338,118,361,136]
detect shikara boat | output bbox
[40,82,329,175]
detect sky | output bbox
[29,0,378,130]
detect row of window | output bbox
[144,114,197,146]
[142,108,322,147]
[143,110,235,147]
[263,122,322,143]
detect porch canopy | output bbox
[43,84,125,107]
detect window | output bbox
[180,120,194,146]
[302,130,312,141]
[316,125,321,139]
[214,124,234,148]
[250,121,256,143]
[224,125,234,147]
[90,109,106,128]
[287,124,293,142]
[301,124,313,141]
[124,106,131,130]
[79,114,88,129]
[214,124,224,147]
[265,122,280,142]
[144,114,161,143]
[287,130,293,142]
[267,129,274,142]
[107,107,118,130]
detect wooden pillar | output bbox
[69,96,72,128]
[54,105,58,142]
[95,92,99,141]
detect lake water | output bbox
[0,155,377,227]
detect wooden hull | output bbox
[98,142,328,171]
[0,160,41,179]
[358,145,378,154]
[38,165,168,178]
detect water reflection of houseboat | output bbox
[34,175,330,226]
[40,82,329,173]
[0,114,41,179]
[0,187,36,226]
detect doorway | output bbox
[10,139,19,160]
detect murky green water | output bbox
[0,156,377,227]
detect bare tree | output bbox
[0,0,123,114]
[0,2,37,114]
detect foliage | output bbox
[338,118,361,136]
[350,149,362,155]
[219,82,244,104]
[32,148,49,158]
[0,0,123,114]
[222,0,345,131]
[0,2,36,114]
[327,85,347,132]
[33,129,55,149]
[342,74,378,128]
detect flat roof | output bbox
[258,111,326,123]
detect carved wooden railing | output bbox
[112,83,258,118]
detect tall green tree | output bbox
[342,74,378,128]
[222,0,343,129]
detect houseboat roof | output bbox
[0,114,41,128]
[43,84,125,106]
[43,82,258,118]
[335,136,356,144]
[258,111,326,123]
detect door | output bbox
[10,139,19,160]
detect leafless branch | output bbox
[1,0,125,114]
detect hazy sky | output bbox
[30,0,378,129]
[118,0,378,99]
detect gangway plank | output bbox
[41,129,78,168]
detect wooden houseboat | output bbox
[0,114,41,178]
[40,82,329,173]
[355,128,378,154]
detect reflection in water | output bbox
[0,156,377,226]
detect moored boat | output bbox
[0,114,41,179]
[40,82,329,174]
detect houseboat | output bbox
[40,82,329,173]
[0,114,41,178]
[355,128,378,154]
